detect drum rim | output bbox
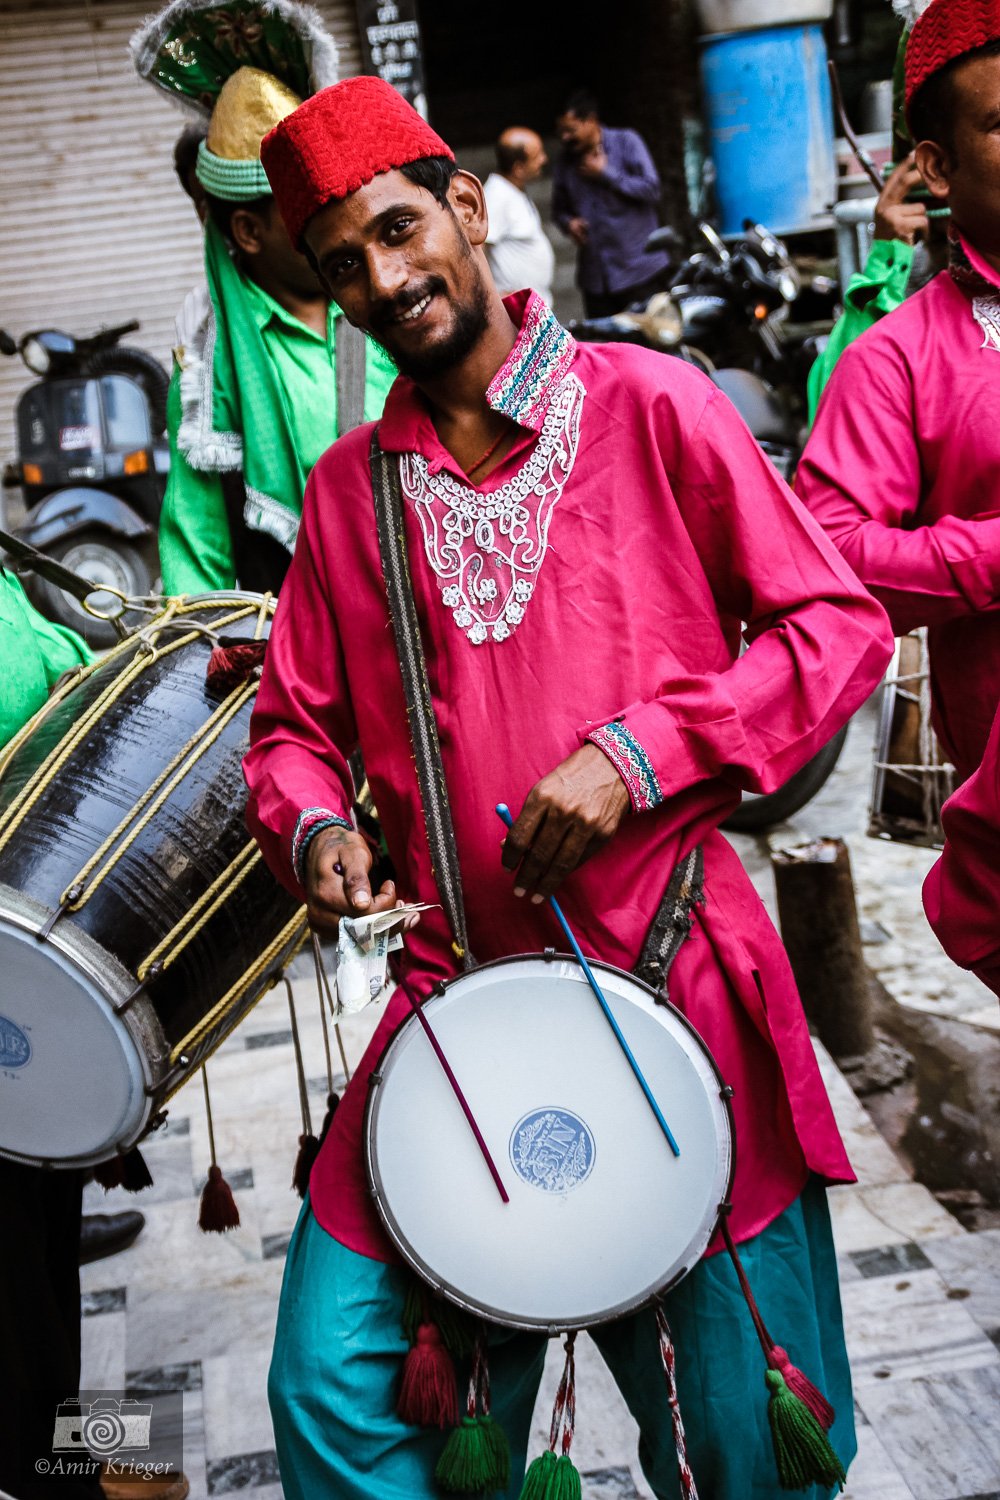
[364,951,736,1333]
[0,883,165,1169]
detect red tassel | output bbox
[292,1132,320,1198]
[198,1163,241,1232]
[205,641,266,696]
[397,1322,459,1429]
[119,1147,153,1193]
[768,1346,835,1431]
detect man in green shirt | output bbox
[133,3,398,596]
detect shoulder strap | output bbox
[369,433,475,971]
[634,845,704,995]
[336,317,368,436]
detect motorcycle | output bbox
[0,320,170,646]
[569,221,845,833]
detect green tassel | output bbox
[765,1370,847,1492]
[480,1415,511,1490]
[519,1451,581,1500]
[435,1416,502,1494]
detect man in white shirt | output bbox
[483,127,556,305]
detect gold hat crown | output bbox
[206,66,302,161]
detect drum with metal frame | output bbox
[0,592,307,1170]
[868,629,956,849]
[365,954,734,1332]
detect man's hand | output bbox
[567,216,589,246]
[579,146,607,180]
[305,826,399,934]
[874,154,929,245]
[501,744,631,901]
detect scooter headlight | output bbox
[21,337,51,375]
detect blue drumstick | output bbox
[495,803,680,1158]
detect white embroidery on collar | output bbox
[400,374,585,645]
[972,294,1000,352]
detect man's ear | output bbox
[448,170,488,247]
[229,206,267,256]
[915,138,953,203]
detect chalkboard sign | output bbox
[355,0,428,119]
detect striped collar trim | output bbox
[486,291,577,432]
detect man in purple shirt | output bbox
[552,89,670,316]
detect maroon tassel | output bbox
[92,1156,125,1191]
[198,1163,241,1232]
[292,1132,321,1198]
[768,1345,835,1431]
[397,1322,459,1429]
[92,1148,152,1193]
[205,641,266,696]
[318,1090,340,1146]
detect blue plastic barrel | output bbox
[699,23,835,236]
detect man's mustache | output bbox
[370,277,447,333]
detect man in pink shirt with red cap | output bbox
[244,75,891,1500]
[799,0,1000,786]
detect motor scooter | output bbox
[0,320,169,646]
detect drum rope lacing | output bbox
[0,599,264,852]
[655,1307,698,1500]
[137,840,263,980]
[872,629,955,839]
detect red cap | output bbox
[906,0,1000,108]
[261,75,454,248]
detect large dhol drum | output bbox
[366,955,734,1332]
[0,593,306,1169]
[869,629,956,849]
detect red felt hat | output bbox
[906,0,1000,107]
[261,75,454,248]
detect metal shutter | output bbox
[0,0,363,462]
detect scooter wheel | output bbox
[29,531,156,648]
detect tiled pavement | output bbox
[79,700,1000,1499]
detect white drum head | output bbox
[0,907,151,1166]
[366,956,734,1331]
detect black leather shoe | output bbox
[80,1210,145,1264]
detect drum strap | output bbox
[368,435,703,985]
[369,433,475,970]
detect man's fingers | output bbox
[513,810,569,897]
[501,794,545,872]
[882,154,919,200]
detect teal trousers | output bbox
[269,1179,855,1499]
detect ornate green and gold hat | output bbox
[131,0,338,201]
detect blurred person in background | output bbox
[484,127,555,306]
[553,89,670,317]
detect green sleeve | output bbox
[0,569,91,746]
[806,239,914,428]
[363,337,399,421]
[160,368,238,595]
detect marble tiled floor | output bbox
[80,952,1000,1500]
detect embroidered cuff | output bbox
[292,807,353,886]
[587,722,664,813]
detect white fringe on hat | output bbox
[891,0,935,27]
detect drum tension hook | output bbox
[543,947,556,962]
[37,897,74,941]
[719,1084,735,1099]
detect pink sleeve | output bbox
[244,471,357,899]
[584,384,893,811]
[923,698,1000,1000]
[797,338,1000,633]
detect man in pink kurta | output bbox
[244,77,892,1500]
[924,695,1000,1000]
[797,3,1000,785]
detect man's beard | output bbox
[370,269,491,383]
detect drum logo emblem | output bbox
[0,1014,31,1069]
[509,1108,595,1194]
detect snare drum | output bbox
[869,629,956,849]
[365,955,734,1332]
[0,593,306,1170]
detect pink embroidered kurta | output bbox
[923,694,1000,1000]
[797,235,1000,783]
[244,292,893,1264]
